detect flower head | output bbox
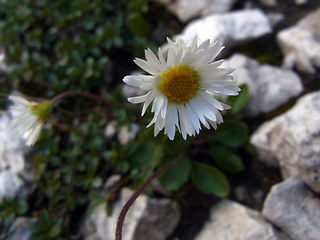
[123,36,240,140]
[9,95,52,146]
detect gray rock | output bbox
[222,54,303,116]
[267,12,285,27]
[82,188,180,240]
[263,177,320,240]
[250,117,283,166]
[5,217,36,240]
[277,8,320,73]
[195,199,288,240]
[180,9,272,46]
[250,91,320,193]
[156,0,236,23]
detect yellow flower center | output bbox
[158,65,200,103]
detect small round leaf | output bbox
[191,162,229,197]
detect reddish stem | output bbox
[50,91,127,109]
[115,158,180,240]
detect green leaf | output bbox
[128,0,149,12]
[73,175,89,187]
[127,142,157,168]
[191,162,229,197]
[212,120,248,148]
[127,13,148,38]
[158,157,191,191]
[209,145,245,173]
[48,223,61,238]
[227,84,249,114]
[16,199,28,214]
[91,177,103,188]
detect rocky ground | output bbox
[1,0,320,240]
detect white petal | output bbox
[167,47,176,67]
[188,98,207,125]
[189,36,198,49]
[189,96,218,125]
[123,75,142,88]
[198,39,210,50]
[185,103,201,134]
[210,86,240,95]
[207,119,218,130]
[195,60,224,72]
[147,114,157,128]
[157,47,167,70]
[9,95,30,106]
[198,91,224,111]
[201,43,224,63]
[164,104,179,140]
[161,97,168,119]
[25,123,42,146]
[199,68,231,80]
[177,104,194,139]
[127,93,148,104]
[151,94,165,116]
[134,58,159,75]
[145,48,162,71]
[140,76,158,90]
[141,90,157,116]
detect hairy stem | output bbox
[115,157,180,240]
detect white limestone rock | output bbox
[195,199,288,240]
[250,91,320,192]
[263,177,320,240]
[277,8,320,73]
[180,9,272,46]
[222,54,303,116]
[82,187,180,240]
[156,0,236,23]
[250,117,283,166]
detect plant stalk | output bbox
[115,158,180,240]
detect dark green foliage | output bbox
[208,119,248,174]
[209,145,245,173]
[0,0,150,95]
[30,210,63,240]
[0,198,28,226]
[158,157,191,191]
[211,119,248,148]
[191,162,229,197]
[227,84,250,115]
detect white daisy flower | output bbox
[9,95,52,146]
[123,36,240,140]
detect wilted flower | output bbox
[9,95,52,146]
[123,36,240,140]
